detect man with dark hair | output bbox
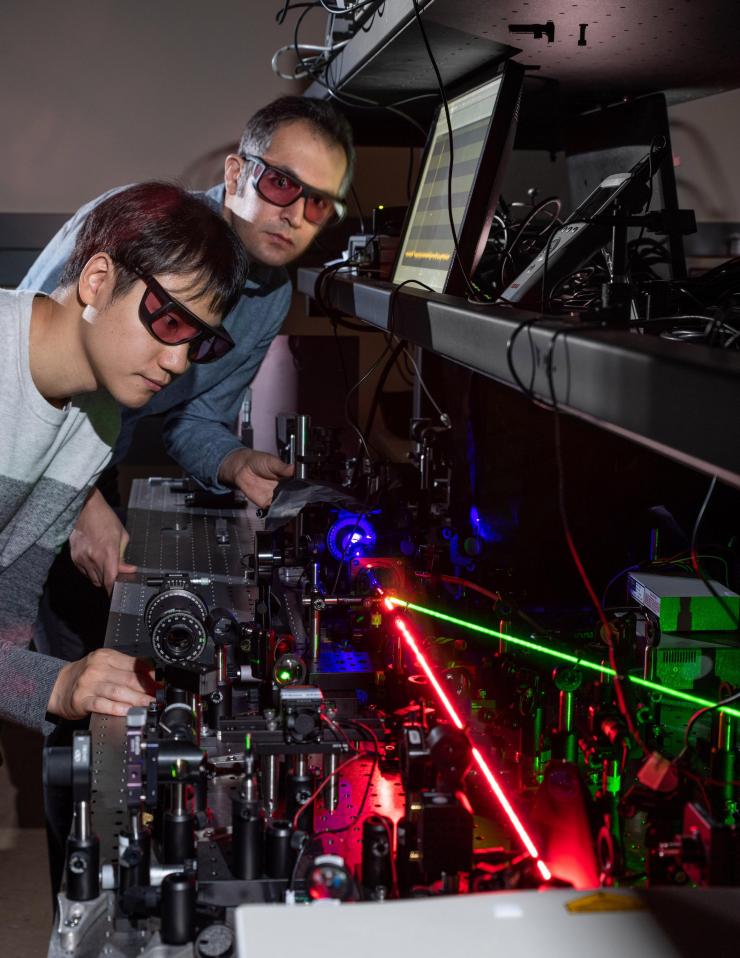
[21,95,354,596]
[1,182,248,732]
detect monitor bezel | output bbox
[391,60,524,297]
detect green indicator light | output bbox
[606,762,621,796]
[564,693,573,730]
[390,598,740,720]
[171,766,177,780]
[245,733,252,753]
[278,670,291,682]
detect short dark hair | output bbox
[59,182,249,316]
[237,96,355,197]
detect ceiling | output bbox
[305,0,740,145]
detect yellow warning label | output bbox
[566,892,647,914]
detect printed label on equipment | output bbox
[565,892,646,914]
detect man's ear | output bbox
[224,154,244,196]
[78,253,115,307]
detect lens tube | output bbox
[145,586,209,664]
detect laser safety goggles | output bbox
[137,272,235,364]
[243,153,346,227]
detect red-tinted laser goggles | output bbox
[137,272,235,364]
[243,153,346,227]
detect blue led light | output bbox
[470,505,481,533]
[468,504,508,544]
[327,512,377,562]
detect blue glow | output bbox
[327,513,377,562]
[477,517,503,544]
[468,504,507,544]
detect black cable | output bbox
[331,318,351,394]
[363,339,407,439]
[277,3,435,147]
[276,0,315,24]
[303,26,426,136]
[315,261,384,335]
[387,278,434,339]
[406,145,416,202]
[319,271,433,469]
[544,323,650,757]
[333,316,384,333]
[319,0,376,13]
[322,713,356,752]
[292,2,321,72]
[500,197,562,289]
[314,260,351,317]
[540,219,564,314]
[505,317,552,407]
[409,0,479,300]
[350,183,366,233]
[682,688,740,753]
[691,477,717,567]
[343,330,404,464]
[310,720,381,839]
[502,216,568,406]
[287,715,370,894]
[288,842,307,893]
[315,262,390,463]
[631,135,664,249]
[360,0,382,31]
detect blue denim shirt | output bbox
[19,185,291,491]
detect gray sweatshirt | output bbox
[0,289,118,732]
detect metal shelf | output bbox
[298,266,740,489]
[305,0,740,142]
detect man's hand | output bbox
[218,448,294,509]
[69,487,137,593]
[47,648,155,721]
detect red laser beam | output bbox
[395,617,464,730]
[389,610,550,881]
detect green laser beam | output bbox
[389,598,740,720]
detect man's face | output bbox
[82,272,222,408]
[223,119,348,268]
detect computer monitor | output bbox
[392,62,524,296]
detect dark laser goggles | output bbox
[243,153,346,226]
[137,272,235,364]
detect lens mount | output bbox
[145,587,209,664]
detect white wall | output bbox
[0,0,326,212]
[2,2,738,225]
[669,88,740,222]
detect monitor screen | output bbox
[392,64,523,295]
